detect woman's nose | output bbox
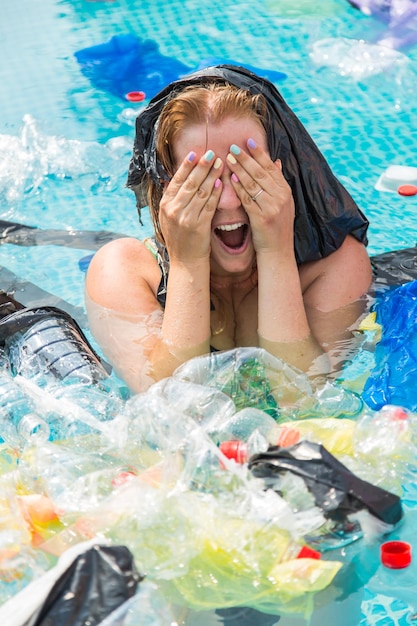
[218,172,241,210]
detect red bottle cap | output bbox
[296,545,321,560]
[398,184,417,196]
[219,440,248,464]
[389,407,408,421]
[111,470,136,487]
[381,541,412,569]
[126,91,146,102]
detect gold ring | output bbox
[251,189,264,201]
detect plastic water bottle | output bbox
[0,371,49,448]
[353,404,417,496]
[2,306,109,386]
[365,540,417,617]
[218,407,301,464]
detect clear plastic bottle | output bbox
[365,540,417,618]
[4,308,109,386]
[353,404,417,496]
[0,371,49,448]
[218,407,301,464]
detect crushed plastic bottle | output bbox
[220,428,301,466]
[1,306,110,387]
[0,371,49,448]
[215,407,300,464]
[0,298,128,444]
[353,404,417,496]
[211,406,282,443]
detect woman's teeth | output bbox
[217,222,245,232]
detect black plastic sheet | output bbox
[248,441,403,527]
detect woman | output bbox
[85,65,372,392]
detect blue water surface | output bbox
[1,1,417,624]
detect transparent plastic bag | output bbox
[174,347,363,421]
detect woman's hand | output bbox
[159,150,223,263]
[226,139,295,256]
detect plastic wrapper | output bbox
[174,347,363,421]
[0,473,53,605]
[148,377,236,429]
[277,417,356,458]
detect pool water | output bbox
[2,0,417,312]
[2,0,417,624]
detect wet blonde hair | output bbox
[140,82,268,244]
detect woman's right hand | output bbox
[159,150,223,263]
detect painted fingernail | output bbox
[227,153,237,165]
[247,138,257,149]
[187,151,196,162]
[204,150,215,161]
[213,157,222,169]
[231,173,239,183]
[215,178,222,189]
[230,144,241,155]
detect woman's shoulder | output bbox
[85,236,162,312]
[89,236,159,266]
[300,235,372,311]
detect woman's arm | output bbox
[225,140,372,373]
[86,151,224,392]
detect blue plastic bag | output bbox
[74,34,286,100]
[363,280,417,411]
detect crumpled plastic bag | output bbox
[73,479,341,619]
[0,542,142,626]
[22,544,141,626]
[363,280,417,411]
[174,347,363,421]
[248,441,403,528]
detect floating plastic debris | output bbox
[310,37,409,79]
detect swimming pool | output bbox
[1,0,417,624]
[2,0,417,311]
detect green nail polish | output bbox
[230,144,241,155]
[204,150,215,161]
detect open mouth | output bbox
[214,223,248,250]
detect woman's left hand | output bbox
[226,140,295,257]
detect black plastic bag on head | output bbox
[248,441,402,527]
[127,64,369,264]
[23,545,143,626]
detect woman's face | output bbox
[172,116,269,278]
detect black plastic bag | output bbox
[248,441,402,527]
[127,64,369,264]
[23,545,143,626]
